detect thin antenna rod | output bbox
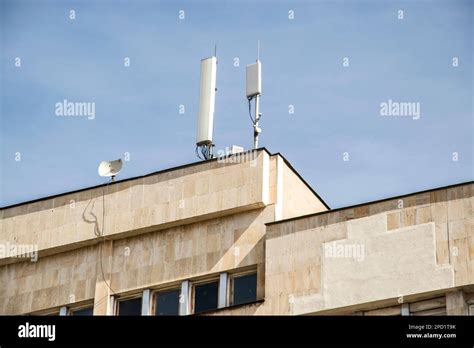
[257,40,260,61]
[214,44,217,57]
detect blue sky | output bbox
[1,0,472,208]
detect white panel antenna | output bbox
[196,55,217,159]
[246,61,261,98]
[246,41,263,149]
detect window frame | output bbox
[229,270,258,306]
[115,294,143,316]
[151,286,182,316]
[68,303,94,316]
[191,277,220,314]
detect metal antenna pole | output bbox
[253,95,261,149]
[209,144,214,159]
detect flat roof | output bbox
[0,148,330,211]
[265,180,473,226]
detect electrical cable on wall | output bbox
[98,181,115,296]
[248,97,255,124]
[93,159,123,311]
[91,181,117,312]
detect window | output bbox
[231,273,257,306]
[117,297,142,316]
[194,281,219,313]
[469,304,474,316]
[71,307,93,316]
[154,289,180,316]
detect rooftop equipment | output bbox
[196,53,217,160]
[246,41,262,149]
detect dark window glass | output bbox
[118,298,142,316]
[155,289,180,316]
[71,307,93,316]
[194,281,218,313]
[233,273,257,306]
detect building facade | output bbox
[0,149,473,316]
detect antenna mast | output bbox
[246,41,262,149]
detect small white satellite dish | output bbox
[98,159,123,179]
